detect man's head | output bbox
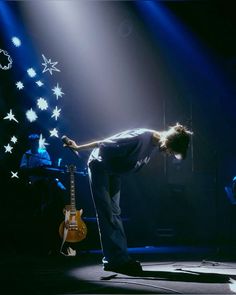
[159,123,193,160]
[28,133,40,141]
[28,133,40,152]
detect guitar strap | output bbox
[60,209,76,256]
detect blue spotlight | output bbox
[0,2,18,37]
[135,1,225,90]
[0,2,41,71]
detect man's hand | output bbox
[62,135,102,152]
[61,135,79,150]
[63,139,78,150]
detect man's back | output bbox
[88,128,157,174]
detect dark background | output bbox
[1,0,236,253]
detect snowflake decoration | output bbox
[3,109,19,123]
[49,128,59,137]
[11,37,21,47]
[3,48,65,180]
[37,97,48,110]
[27,68,37,78]
[52,83,64,100]
[39,134,49,149]
[0,49,13,70]
[10,136,18,144]
[51,106,61,120]
[26,108,38,122]
[4,144,13,153]
[36,80,44,87]
[11,171,19,179]
[16,81,24,90]
[42,54,60,75]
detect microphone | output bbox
[61,135,79,157]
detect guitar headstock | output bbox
[66,164,76,174]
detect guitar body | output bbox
[59,207,87,243]
[59,164,87,244]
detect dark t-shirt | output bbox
[88,128,157,174]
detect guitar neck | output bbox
[70,167,77,214]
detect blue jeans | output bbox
[88,160,131,266]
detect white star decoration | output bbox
[36,80,44,87]
[4,144,13,153]
[42,54,60,75]
[49,128,59,137]
[10,136,17,144]
[52,83,64,99]
[3,51,64,180]
[27,68,37,78]
[11,171,19,179]
[26,108,38,122]
[16,81,24,90]
[39,134,49,149]
[51,106,61,120]
[3,109,19,123]
[37,97,48,110]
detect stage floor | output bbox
[1,246,236,294]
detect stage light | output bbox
[4,144,13,154]
[11,36,21,47]
[16,81,24,90]
[52,83,64,99]
[10,171,19,178]
[37,97,48,110]
[27,67,37,77]
[42,54,60,75]
[49,128,59,137]
[135,1,222,86]
[51,106,61,120]
[36,80,44,87]
[3,109,18,123]
[26,108,38,122]
[10,136,18,144]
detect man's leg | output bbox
[107,175,130,263]
[88,161,130,266]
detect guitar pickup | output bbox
[68,224,78,230]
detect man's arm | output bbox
[63,138,103,152]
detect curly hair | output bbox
[159,123,193,159]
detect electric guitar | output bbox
[59,164,87,243]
